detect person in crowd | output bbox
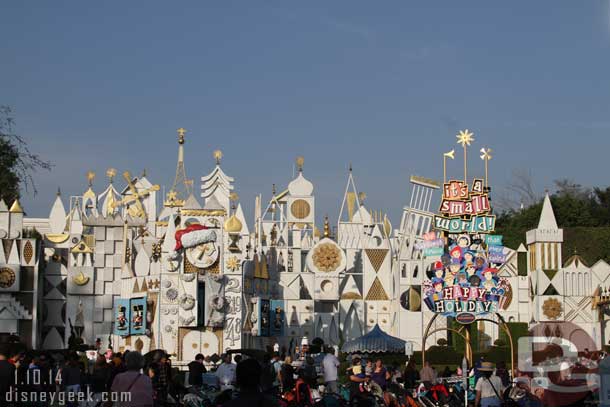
[60,354,83,407]
[260,353,277,393]
[88,354,111,406]
[371,359,390,391]
[149,352,169,405]
[187,353,207,388]
[271,352,283,392]
[109,352,126,386]
[280,356,296,392]
[0,351,16,404]
[442,366,452,378]
[403,360,419,390]
[298,356,318,388]
[111,351,153,407]
[347,357,370,403]
[215,353,237,388]
[223,359,279,407]
[322,346,340,395]
[495,361,510,387]
[419,361,437,388]
[474,361,504,407]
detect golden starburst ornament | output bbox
[86,171,96,187]
[456,129,475,147]
[227,256,241,272]
[106,168,117,183]
[230,192,239,203]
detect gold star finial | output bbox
[86,171,96,187]
[230,192,239,202]
[456,129,475,147]
[213,149,223,165]
[106,168,117,183]
[177,128,186,144]
[167,190,177,201]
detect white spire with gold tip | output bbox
[49,192,67,234]
[98,168,120,217]
[288,156,313,196]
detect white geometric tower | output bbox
[527,193,564,322]
[201,150,234,213]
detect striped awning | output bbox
[341,324,406,354]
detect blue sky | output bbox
[2,1,610,226]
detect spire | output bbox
[166,128,191,207]
[323,215,330,238]
[537,193,558,230]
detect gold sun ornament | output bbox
[227,256,241,272]
[542,298,562,320]
[456,129,475,183]
[312,242,341,272]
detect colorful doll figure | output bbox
[482,268,498,291]
[463,250,475,265]
[132,310,143,329]
[469,275,481,287]
[445,265,459,287]
[433,261,445,279]
[457,270,469,287]
[474,252,487,274]
[432,278,444,301]
[117,306,127,330]
[450,246,463,262]
[465,262,476,277]
[457,234,471,249]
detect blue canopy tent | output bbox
[341,324,406,354]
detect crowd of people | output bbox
[0,341,605,407]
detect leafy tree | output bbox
[0,106,51,203]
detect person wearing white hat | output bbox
[474,361,504,407]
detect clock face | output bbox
[186,242,219,269]
[291,199,311,220]
[0,267,16,289]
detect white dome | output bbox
[288,172,314,196]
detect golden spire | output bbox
[456,129,475,183]
[229,192,239,210]
[323,215,330,237]
[106,168,117,184]
[296,156,304,172]
[86,171,96,187]
[9,199,23,213]
[214,149,223,165]
[177,128,186,144]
